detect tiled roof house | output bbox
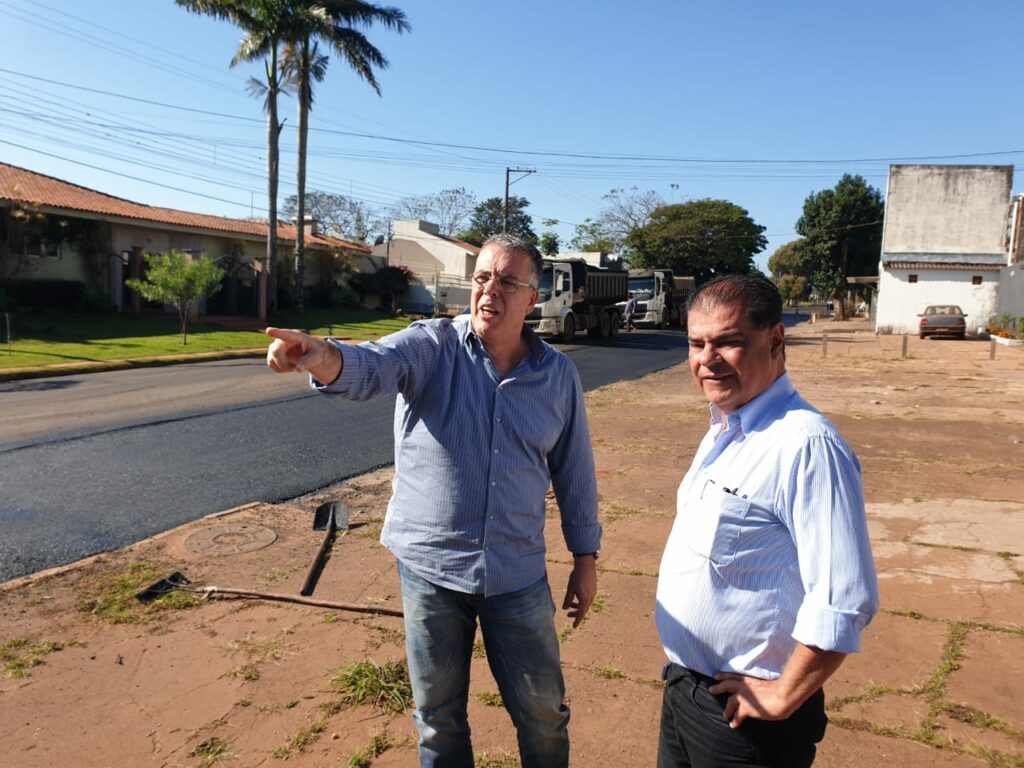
[0,162,374,317]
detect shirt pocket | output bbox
[683,481,751,567]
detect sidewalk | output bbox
[1,325,1022,766]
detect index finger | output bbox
[264,326,307,343]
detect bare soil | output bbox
[2,319,1022,767]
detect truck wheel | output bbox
[658,309,668,329]
[608,313,619,338]
[560,314,576,344]
[589,310,611,339]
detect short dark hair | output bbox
[687,274,783,329]
[481,233,544,286]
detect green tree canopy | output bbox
[125,250,225,345]
[459,195,536,245]
[795,174,884,318]
[569,218,618,253]
[625,199,767,284]
[767,238,811,279]
[539,231,560,256]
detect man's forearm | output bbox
[772,644,846,717]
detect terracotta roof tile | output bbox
[0,162,370,253]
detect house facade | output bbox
[371,219,480,314]
[875,164,1019,335]
[0,162,373,319]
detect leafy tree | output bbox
[394,187,477,235]
[776,274,808,305]
[597,187,665,256]
[349,264,413,313]
[282,1,409,313]
[176,0,295,317]
[282,191,385,242]
[795,174,884,320]
[539,231,560,256]
[626,199,767,284]
[461,195,536,244]
[767,239,811,280]
[125,250,225,345]
[569,217,618,254]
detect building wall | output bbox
[876,265,999,335]
[997,264,1024,319]
[882,165,1013,255]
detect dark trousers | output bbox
[656,663,827,768]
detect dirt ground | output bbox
[2,319,1023,768]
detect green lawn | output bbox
[0,308,413,371]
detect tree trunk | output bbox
[265,49,281,319]
[294,40,309,314]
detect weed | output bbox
[285,699,298,709]
[597,666,624,680]
[472,639,486,659]
[258,568,290,585]
[75,562,198,624]
[227,636,281,661]
[331,658,414,714]
[1,638,73,679]
[475,751,519,767]
[347,733,393,767]
[229,664,260,681]
[558,627,573,644]
[477,691,503,707]
[288,721,326,751]
[590,593,606,614]
[324,613,340,623]
[189,736,231,766]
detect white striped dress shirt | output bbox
[656,373,879,679]
[315,316,601,597]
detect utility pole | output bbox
[504,167,536,233]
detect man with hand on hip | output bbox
[655,274,878,768]
[266,233,601,768]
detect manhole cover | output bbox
[185,522,278,556]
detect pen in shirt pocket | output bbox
[706,477,747,499]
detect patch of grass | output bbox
[475,751,519,767]
[558,627,574,644]
[229,664,260,681]
[1,638,73,679]
[347,733,393,767]
[596,666,624,680]
[75,562,198,624]
[590,593,606,614]
[288,721,326,752]
[0,308,411,371]
[258,568,290,585]
[324,613,340,623]
[472,639,487,659]
[477,691,503,707]
[331,658,414,715]
[189,736,232,766]
[227,636,281,661]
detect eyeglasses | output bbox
[472,270,537,293]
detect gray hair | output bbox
[688,274,783,329]
[481,233,544,286]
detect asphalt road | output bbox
[0,328,689,582]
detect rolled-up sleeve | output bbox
[787,435,879,653]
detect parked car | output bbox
[918,305,967,339]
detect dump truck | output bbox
[617,269,694,328]
[526,258,628,343]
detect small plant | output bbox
[189,736,232,766]
[347,733,393,767]
[476,691,503,707]
[331,658,414,715]
[75,562,198,624]
[597,666,624,680]
[229,664,260,681]
[475,751,519,767]
[1,638,71,679]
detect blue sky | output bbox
[2,0,1022,269]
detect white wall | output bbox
[997,265,1024,319]
[875,265,998,335]
[883,165,1013,255]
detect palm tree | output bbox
[282,1,410,313]
[175,0,295,321]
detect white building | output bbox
[875,165,1020,335]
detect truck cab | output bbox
[527,259,628,343]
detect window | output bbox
[908,274,918,283]
[972,275,982,285]
[25,234,61,259]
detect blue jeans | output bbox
[657,663,826,768]
[397,560,570,768]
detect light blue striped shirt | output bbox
[315,316,601,597]
[656,373,879,679]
